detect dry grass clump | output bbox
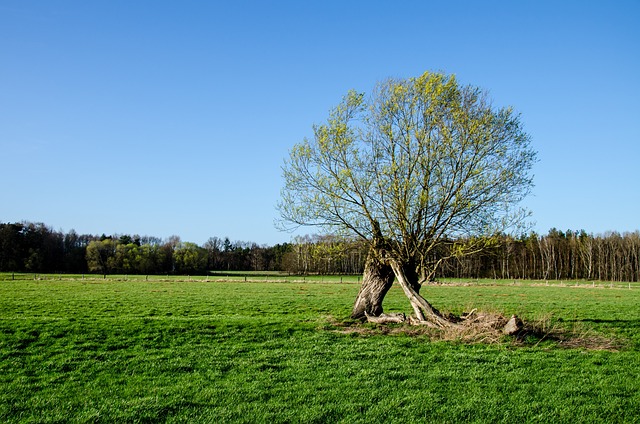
[326,312,623,351]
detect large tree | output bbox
[279,71,536,327]
[86,239,117,277]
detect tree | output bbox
[0,223,25,271]
[279,71,536,326]
[174,242,208,274]
[113,242,142,274]
[63,230,90,273]
[204,237,223,270]
[86,239,117,276]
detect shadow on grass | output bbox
[564,318,640,327]
[512,321,625,351]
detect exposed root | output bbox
[364,312,406,324]
[364,308,514,333]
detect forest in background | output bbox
[1,221,639,282]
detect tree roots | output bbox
[363,309,524,335]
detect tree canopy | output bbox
[279,71,537,325]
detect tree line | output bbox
[1,222,639,281]
[440,229,640,282]
[285,230,640,282]
[0,222,291,275]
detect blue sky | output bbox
[1,1,639,245]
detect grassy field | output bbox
[1,274,639,423]
[7,271,640,288]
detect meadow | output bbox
[1,273,639,423]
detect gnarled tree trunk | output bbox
[351,233,458,327]
[351,251,395,319]
[389,259,459,328]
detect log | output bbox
[364,312,406,324]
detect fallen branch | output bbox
[364,312,406,324]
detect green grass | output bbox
[2,271,364,284]
[6,271,639,288]
[1,276,639,423]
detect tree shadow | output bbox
[513,318,630,351]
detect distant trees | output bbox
[430,229,640,282]
[82,235,293,275]
[0,222,65,273]
[86,238,117,276]
[174,242,208,274]
[63,230,92,273]
[284,230,640,282]
[279,235,367,275]
[0,221,294,275]
[0,221,638,281]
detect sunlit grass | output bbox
[1,277,638,422]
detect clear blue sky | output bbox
[1,1,639,245]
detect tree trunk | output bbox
[389,260,459,328]
[351,251,395,319]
